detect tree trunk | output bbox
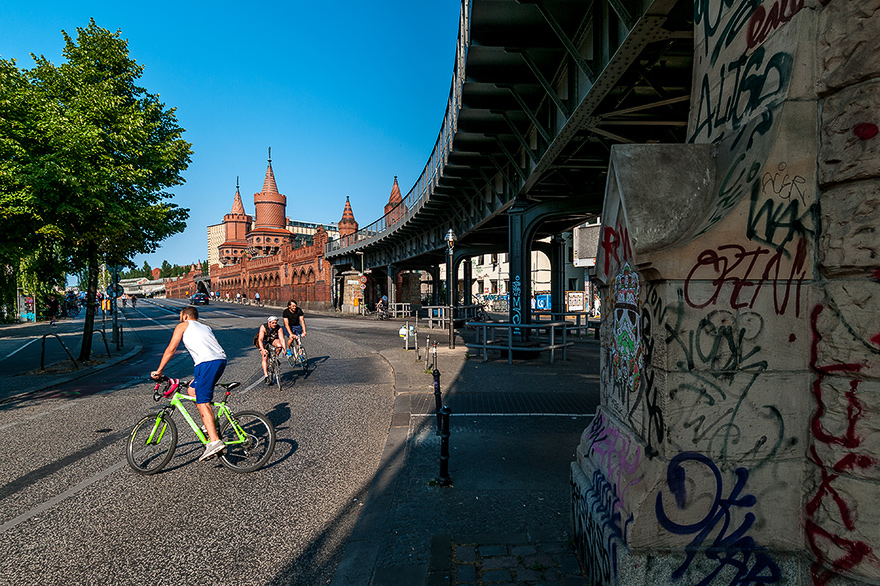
[78,245,99,362]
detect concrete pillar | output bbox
[570,3,880,585]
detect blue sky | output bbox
[1,1,461,270]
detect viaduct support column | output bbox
[507,203,531,331]
[430,265,441,305]
[550,235,566,315]
[387,264,396,305]
[462,257,472,305]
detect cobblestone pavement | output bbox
[445,539,586,586]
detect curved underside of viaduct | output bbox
[326,0,695,272]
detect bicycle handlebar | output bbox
[149,374,234,403]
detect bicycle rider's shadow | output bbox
[289,355,330,382]
[266,402,292,428]
[161,437,299,472]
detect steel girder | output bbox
[326,0,693,273]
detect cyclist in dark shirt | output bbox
[282,300,307,358]
[257,316,286,385]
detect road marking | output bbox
[4,337,40,359]
[411,412,595,418]
[0,460,127,534]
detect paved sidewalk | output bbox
[332,324,598,586]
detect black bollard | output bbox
[433,368,442,433]
[437,405,452,486]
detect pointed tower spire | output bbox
[262,147,279,194]
[388,175,402,206]
[338,196,358,238]
[384,176,405,224]
[231,176,245,215]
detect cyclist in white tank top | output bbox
[152,306,228,462]
[182,319,226,365]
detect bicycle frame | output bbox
[151,390,247,447]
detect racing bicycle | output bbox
[126,375,276,474]
[286,335,309,373]
[266,346,283,390]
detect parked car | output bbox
[190,293,209,305]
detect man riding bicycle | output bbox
[257,316,286,385]
[151,306,228,461]
[282,300,306,358]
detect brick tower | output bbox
[218,178,252,265]
[247,148,292,256]
[383,176,405,225]
[338,196,358,238]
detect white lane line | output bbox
[411,412,596,418]
[4,337,40,359]
[0,461,127,534]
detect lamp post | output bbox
[445,229,457,349]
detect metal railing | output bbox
[40,333,78,371]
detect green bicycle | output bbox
[126,375,276,474]
[286,335,309,373]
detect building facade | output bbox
[198,155,348,310]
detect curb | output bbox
[0,344,143,404]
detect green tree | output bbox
[1,20,191,359]
[160,260,173,278]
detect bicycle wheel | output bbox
[298,344,309,373]
[219,411,276,472]
[127,413,178,474]
[274,356,282,391]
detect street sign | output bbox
[360,284,366,290]
[107,284,125,298]
[359,275,367,284]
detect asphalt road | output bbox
[0,299,403,586]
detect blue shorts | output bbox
[290,325,303,336]
[192,359,227,404]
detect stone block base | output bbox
[570,463,821,585]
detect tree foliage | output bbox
[0,20,193,358]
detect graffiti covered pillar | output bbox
[508,202,532,328]
[565,0,879,583]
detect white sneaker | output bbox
[199,440,225,462]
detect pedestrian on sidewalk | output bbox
[46,295,60,325]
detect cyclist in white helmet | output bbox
[257,315,286,385]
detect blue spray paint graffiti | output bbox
[656,452,781,585]
[572,468,633,585]
[511,275,522,324]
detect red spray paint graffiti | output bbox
[600,224,632,278]
[807,304,880,585]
